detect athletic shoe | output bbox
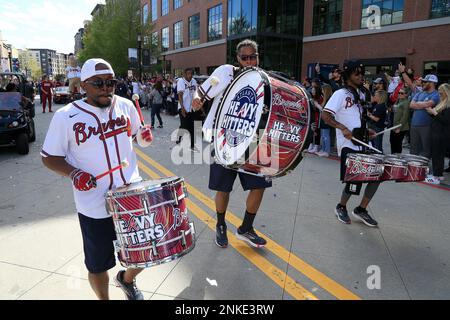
[157,125,163,128]
[352,207,378,227]
[335,204,351,224]
[425,176,441,185]
[306,144,315,153]
[311,145,320,153]
[114,270,144,300]
[191,146,200,153]
[215,224,228,248]
[236,227,267,248]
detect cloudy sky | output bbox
[0,0,105,53]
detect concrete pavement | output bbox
[0,101,449,300]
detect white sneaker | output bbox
[306,144,315,153]
[317,151,330,157]
[425,176,441,185]
[311,145,320,153]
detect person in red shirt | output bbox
[41,75,54,113]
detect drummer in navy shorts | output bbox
[41,58,153,300]
[192,39,270,249]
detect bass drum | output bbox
[212,67,312,178]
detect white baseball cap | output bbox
[80,58,115,81]
[422,74,438,83]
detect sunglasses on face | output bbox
[399,92,407,95]
[85,79,118,89]
[239,54,258,62]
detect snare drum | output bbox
[105,177,195,268]
[381,154,408,181]
[212,67,311,178]
[397,155,429,182]
[344,153,384,182]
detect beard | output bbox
[92,95,113,109]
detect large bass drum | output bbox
[212,67,312,178]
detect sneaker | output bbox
[306,143,315,153]
[215,224,228,248]
[316,151,330,157]
[352,207,378,227]
[236,227,267,248]
[157,125,163,128]
[425,176,441,185]
[311,145,320,153]
[335,204,351,224]
[191,146,200,153]
[114,270,144,300]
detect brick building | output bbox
[302,0,450,83]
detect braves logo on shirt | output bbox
[73,116,131,145]
[345,97,354,109]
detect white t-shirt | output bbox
[66,66,81,79]
[323,88,368,156]
[41,96,142,219]
[132,82,141,95]
[177,77,198,112]
[198,64,236,135]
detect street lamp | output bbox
[7,46,12,72]
[137,33,142,80]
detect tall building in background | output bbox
[74,28,85,55]
[140,0,303,78]
[302,0,450,82]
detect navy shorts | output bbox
[209,163,272,192]
[78,213,117,274]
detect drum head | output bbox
[213,68,267,166]
[107,177,182,197]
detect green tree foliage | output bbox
[78,0,159,77]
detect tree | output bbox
[78,0,159,77]
[18,50,42,81]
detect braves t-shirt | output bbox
[41,96,142,219]
[323,88,368,156]
[177,78,198,112]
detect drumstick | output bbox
[201,76,220,102]
[132,94,145,126]
[96,160,130,180]
[373,124,402,137]
[351,137,383,154]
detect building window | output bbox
[430,0,450,18]
[228,0,257,36]
[361,0,404,28]
[162,0,169,16]
[174,21,183,49]
[142,3,149,25]
[174,0,183,10]
[161,27,169,52]
[189,14,200,46]
[151,31,159,47]
[208,4,223,41]
[151,0,158,22]
[312,0,343,36]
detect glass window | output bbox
[189,14,200,46]
[151,31,159,47]
[430,0,450,18]
[208,4,223,41]
[361,0,403,28]
[161,27,169,52]
[312,0,343,35]
[174,21,183,49]
[228,0,257,36]
[162,0,169,16]
[151,0,158,22]
[174,0,183,10]
[142,4,149,25]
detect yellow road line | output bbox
[138,161,317,300]
[135,149,361,300]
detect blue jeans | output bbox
[320,128,331,153]
[372,127,384,153]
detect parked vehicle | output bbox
[53,86,71,104]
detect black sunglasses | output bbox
[85,79,118,89]
[239,54,258,62]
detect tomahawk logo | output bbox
[221,86,259,147]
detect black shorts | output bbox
[209,163,272,192]
[340,147,363,182]
[78,213,117,274]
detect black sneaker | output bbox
[114,270,144,300]
[352,207,378,227]
[236,227,267,248]
[215,224,228,248]
[335,204,351,224]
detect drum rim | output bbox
[106,176,184,198]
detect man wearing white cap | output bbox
[41,58,153,300]
[409,74,440,159]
